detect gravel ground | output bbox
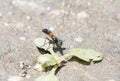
[0,0,120,81]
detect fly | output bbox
[42,28,66,54]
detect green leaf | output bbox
[34,38,53,50]
[34,38,55,54]
[57,54,72,63]
[37,54,58,69]
[66,48,103,62]
[35,72,59,81]
[35,65,59,81]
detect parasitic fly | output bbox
[42,29,63,49]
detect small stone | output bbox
[91,28,96,31]
[8,76,24,81]
[49,27,55,31]
[108,79,115,81]
[26,16,31,20]
[47,7,50,10]
[19,36,26,41]
[12,1,16,5]
[27,65,31,69]
[74,37,83,43]
[4,23,9,27]
[67,4,71,8]
[87,2,91,6]
[16,22,25,29]
[21,73,26,77]
[8,12,13,15]
[33,63,43,72]
[28,26,31,29]
[77,11,89,19]
[19,71,27,77]
[19,62,24,69]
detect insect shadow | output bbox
[37,28,66,55]
[37,47,51,54]
[53,46,66,55]
[36,40,66,55]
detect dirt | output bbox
[0,0,120,81]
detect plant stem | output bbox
[50,65,58,75]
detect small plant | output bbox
[34,38,103,81]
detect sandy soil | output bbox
[0,0,120,81]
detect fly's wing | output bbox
[56,38,63,48]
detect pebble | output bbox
[28,26,31,29]
[4,23,9,27]
[16,22,25,29]
[19,62,24,69]
[33,63,43,72]
[49,27,55,31]
[19,36,26,41]
[12,0,16,5]
[91,28,96,31]
[8,12,14,16]
[26,16,31,20]
[19,71,27,77]
[87,2,92,6]
[47,7,50,10]
[108,79,115,81]
[12,0,38,8]
[8,76,24,81]
[74,37,83,43]
[77,11,89,19]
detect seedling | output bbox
[34,37,103,81]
